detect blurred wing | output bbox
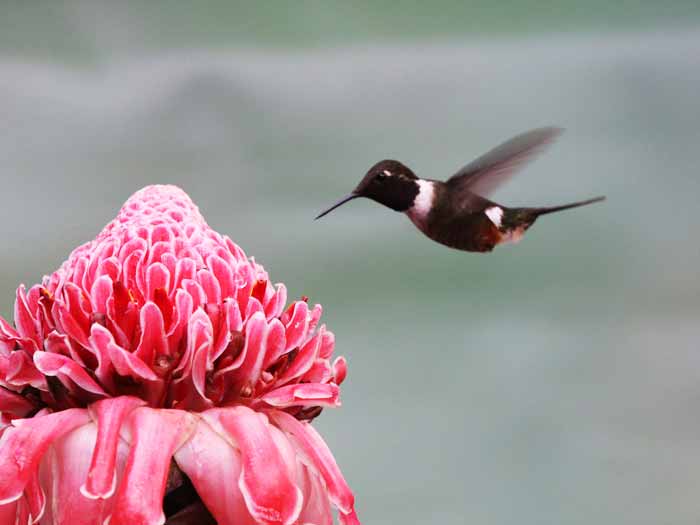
[446,127,563,197]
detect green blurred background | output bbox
[1,2,700,523]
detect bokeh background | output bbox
[2,2,700,523]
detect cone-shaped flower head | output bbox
[0,185,358,525]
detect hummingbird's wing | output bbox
[446,127,563,197]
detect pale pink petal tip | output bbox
[0,185,358,524]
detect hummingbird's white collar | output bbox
[405,180,434,227]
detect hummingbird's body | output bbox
[315,127,605,253]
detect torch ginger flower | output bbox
[0,185,358,525]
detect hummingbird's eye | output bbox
[377,170,391,181]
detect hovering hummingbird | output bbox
[315,127,605,252]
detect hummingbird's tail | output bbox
[534,195,606,216]
[503,196,605,236]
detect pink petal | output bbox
[145,263,170,301]
[172,258,196,292]
[38,421,124,525]
[261,319,287,371]
[24,470,45,524]
[207,254,235,299]
[5,352,45,390]
[109,408,195,525]
[89,325,158,382]
[45,331,86,367]
[269,410,356,516]
[260,383,340,409]
[60,283,92,346]
[297,464,332,525]
[134,302,168,367]
[204,406,302,525]
[173,418,253,525]
[302,359,333,384]
[264,284,287,321]
[82,396,146,499]
[332,356,348,385]
[187,310,215,407]
[0,408,89,505]
[33,352,108,398]
[306,304,323,341]
[318,329,335,359]
[14,286,40,350]
[196,269,221,305]
[283,302,309,352]
[275,329,324,387]
[227,312,268,397]
[90,275,113,316]
[340,509,361,525]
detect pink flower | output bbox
[0,185,358,525]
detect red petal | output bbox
[0,387,36,418]
[204,406,302,525]
[82,396,146,499]
[0,408,89,505]
[0,500,19,524]
[109,408,195,525]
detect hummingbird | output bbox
[315,127,605,252]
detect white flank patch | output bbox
[485,206,503,228]
[406,180,435,226]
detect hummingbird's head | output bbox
[315,160,420,219]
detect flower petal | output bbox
[260,384,340,409]
[296,464,332,525]
[269,410,356,516]
[89,324,158,382]
[37,422,119,525]
[204,406,302,525]
[0,408,89,505]
[0,387,36,418]
[109,408,195,525]
[283,302,309,352]
[24,470,45,524]
[173,418,253,525]
[33,352,108,398]
[82,396,146,499]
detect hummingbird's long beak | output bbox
[314,193,360,220]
